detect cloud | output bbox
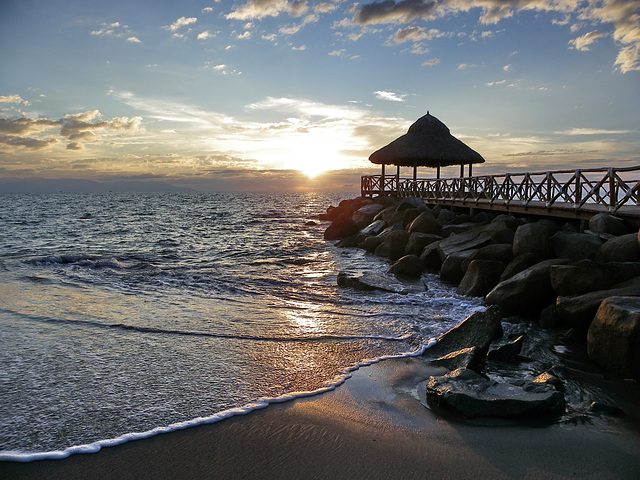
[164,17,198,32]
[90,21,139,41]
[555,127,631,135]
[353,0,439,25]
[569,30,608,50]
[422,58,440,66]
[227,0,309,21]
[197,30,215,40]
[127,36,141,43]
[374,90,407,102]
[485,79,507,86]
[387,26,444,45]
[0,94,30,105]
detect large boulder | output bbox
[424,305,503,359]
[437,222,512,261]
[407,211,442,235]
[337,272,423,294]
[430,346,485,372]
[440,250,476,284]
[389,254,423,279]
[550,232,603,260]
[461,244,513,272]
[352,203,385,226]
[457,260,506,297]
[404,232,442,256]
[512,222,556,258]
[550,260,640,296]
[556,277,640,329]
[375,229,411,261]
[499,253,543,282]
[595,233,640,262]
[587,296,640,379]
[589,213,632,237]
[426,368,566,418]
[324,213,359,240]
[420,241,444,271]
[485,259,571,316]
[359,219,387,237]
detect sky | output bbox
[0,0,639,192]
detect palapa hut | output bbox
[369,112,485,181]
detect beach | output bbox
[3,355,639,480]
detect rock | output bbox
[337,272,423,294]
[389,255,423,279]
[487,336,524,362]
[595,233,640,262]
[492,214,524,230]
[461,244,513,272]
[440,222,477,237]
[407,211,442,235]
[359,219,387,237]
[374,206,405,226]
[361,234,385,253]
[324,213,359,240]
[404,232,442,256]
[437,222,512,261]
[420,241,444,271]
[539,304,561,329]
[457,260,506,297]
[499,253,543,282]
[472,211,494,224]
[533,371,565,392]
[555,277,640,329]
[430,346,485,372]
[437,209,456,223]
[589,213,631,237]
[550,231,603,260]
[425,305,503,359]
[485,259,571,316]
[587,296,640,379]
[426,368,566,418]
[550,260,640,296]
[440,250,476,284]
[335,235,359,248]
[588,401,625,417]
[512,222,555,258]
[375,229,411,261]
[402,208,423,228]
[396,196,426,210]
[352,203,385,226]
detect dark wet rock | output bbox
[425,305,503,359]
[375,229,411,261]
[404,232,442,257]
[440,250,476,284]
[457,260,506,297]
[589,213,632,237]
[499,253,544,282]
[436,208,456,223]
[337,272,423,294]
[550,260,640,296]
[352,203,385,225]
[361,234,386,253]
[389,254,423,279]
[512,222,556,258]
[461,244,513,272]
[492,214,524,230]
[533,371,565,392]
[420,241,444,271]
[438,222,512,261]
[359,219,387,237]
[335,235,359,248]
[485,259,571,316]
[539,304,561,329]
[588,401,625,417]
[487,335,524,362]
[396,196,426,211]
[324,213,359,240]
[550,231,603,260]
[430,346,485,372]
[595,233,640,263]
[556,277,640,329]
[587,296,640,379]
[440,222,477,237]
[374,206,405,226]
[472,211,494,224]
[407,211,442,235]
[426,368,566,418]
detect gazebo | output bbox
[369,112,485,181]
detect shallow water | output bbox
[0,192,485,459]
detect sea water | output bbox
[0,192,483,460]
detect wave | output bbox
[0,338,436,463]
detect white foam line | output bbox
[0,339,438,463]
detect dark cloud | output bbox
[354,0,438,25]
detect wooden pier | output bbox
[361,166,640,226]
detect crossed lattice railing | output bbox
[361,166,640,215]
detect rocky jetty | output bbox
[322,196,639,420]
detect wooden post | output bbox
[437,165,441,179]
[381,164,385,195]
[460,164,464,177]
[469,163,472,177]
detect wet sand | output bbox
[2,357,639,480]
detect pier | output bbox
[361,165,640,225]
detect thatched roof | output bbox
[369,112,485,167]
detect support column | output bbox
[381,164,385,195]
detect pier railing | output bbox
[361,166,640,222]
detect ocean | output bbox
[0,192,484,460]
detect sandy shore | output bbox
[2,357,639,480]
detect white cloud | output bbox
[164,17,198,32]
[555,127,631,135]
[374,90,407,102]
[127,36,141,43]
[198,31,214,40]
[0,94,30,105]
[422,58,440,66]
[227,0,309,21]
[569,30,608,51]
[485,80,507,86]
